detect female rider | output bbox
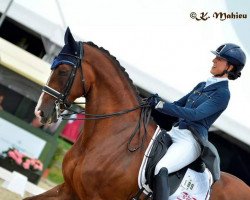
[149,43,246,200]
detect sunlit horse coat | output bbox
[156,80,230,181]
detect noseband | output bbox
[42,41,85,117]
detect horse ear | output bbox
[64,27,78,52]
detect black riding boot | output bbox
[152,168,170,200]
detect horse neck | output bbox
[84,45,140,117]
[75,45,156,150]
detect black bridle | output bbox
[42,42,85,118]
[42,41,153,152]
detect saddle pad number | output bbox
[182,177,195,191]
[177,192,197,200]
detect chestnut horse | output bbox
[28,28,250,200]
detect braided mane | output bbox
[85,41,141,102]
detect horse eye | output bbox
[58,70,70,76]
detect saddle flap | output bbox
[144,130,172,189]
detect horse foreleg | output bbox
[23,183,80,200]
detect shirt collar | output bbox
[205,77,228,88]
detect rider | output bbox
[149,43,246,200]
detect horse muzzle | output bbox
[35,107,58,124]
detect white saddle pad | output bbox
[169,168,212,200]
[138,126,213,200]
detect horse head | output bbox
[35,28,86,124]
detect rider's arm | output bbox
[156,89,230,121]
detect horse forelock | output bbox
[85,41,142,102]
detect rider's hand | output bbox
[147,93,161,108]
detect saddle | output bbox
[133,110,220,199]
[150,109,221,182]
[144,130,206,196]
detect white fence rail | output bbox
[0,166,45,197]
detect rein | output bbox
[62,101,152,152]
[61,101,148,120]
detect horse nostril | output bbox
[40,110,44,118]
[35,109,44,118]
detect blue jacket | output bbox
[156,81,230,140]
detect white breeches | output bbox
[154,126,201,175]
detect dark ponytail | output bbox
[227,65,241,80]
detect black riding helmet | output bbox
[211,43,246,80]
